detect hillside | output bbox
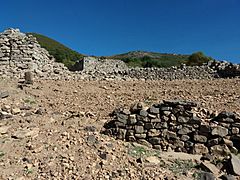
[27,33,85,68]
[109,51,189,68]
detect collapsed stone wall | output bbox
[0,28,239,81]
[0,28,71,79]
[103,100,240,156]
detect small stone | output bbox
[178,116,189,123]
[199,172,215,180]
[128,114,137,125]
[194,135,208,143]
[223,138,233,147]
[137,139,152,148]
[148,137,161,145]
[135,126,144,134]
[210,145,230,156]
[149,107,159,114]
[24,71,33,84]
[229,154,240,176]
[0,126,10,134]
[0,91,9,99]
[212,126,228,137]
[178,127,192,135]
[231,127,239,134]
[181,135,190,141]
[0,111,13,119]
[165,130,177,139]
[220,174,235,180]
[139,110,148,117]
[200,161,220,175]
[193,143,209,154]
[11,108,21,115]
[200,124,211,133]
[144,123,154,130]
[135,133,146,139]
[145,156,160,164]
[147,129,161,137]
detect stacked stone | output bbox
[0,28,70,79]
[208,60,240,78]
[103,100,240,156]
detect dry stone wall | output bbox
[0,28,71,79]
[0,28,239,81]
[103,100,240,156]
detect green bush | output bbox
[186,52,212,66]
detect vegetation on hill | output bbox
[109,51,213,68]
[109,51,189,68]
[27,33,84,68]
[186,52,212,66]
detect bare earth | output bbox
[0,78,240,179]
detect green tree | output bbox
[186,52,212,66]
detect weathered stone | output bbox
[177,116,189,123]
[193,143,209,154]
[128,114,137,125]
[116,113,128,124]
[160,106,172,111]
[148,107,159,114]
[144,123,154,130]
[165,130,177,139]
[229,154,240,176]
[137,139,152,148]
[135,133,146,139]
[163,111,171,116]
[139,109,148,117]
[210,145,231,155]
[220,174,235,180]
[0,126,10,134]
[0,91,9,99]
[207,138,219,147]
[200,161,220,175]
[24,71,33,84]
[11,108,21,115]
[200,124,211,133]
[148,137,161,145]
[212,126,228,137]
[147,129,161,137]
[145,156,160,164]
[194,134,208,143]
[199,172,215,180]
[0,111,13,119]
[223,138,233,147]
[232,123,240,128]
[178,127,192,135]
[116,128,126,139]
[181,135,190,141]
[135,126,144,134]
[231,127,239,134]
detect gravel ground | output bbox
[0,78,239,179]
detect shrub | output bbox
[186,52,212,66]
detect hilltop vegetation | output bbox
[109,51,189,68]
[109,51,212,68]
[27,33,84,68]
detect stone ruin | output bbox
[0,28,239,81]
[103,100,240,156]
[0,28,71,80]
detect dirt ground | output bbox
[0,78,240,179]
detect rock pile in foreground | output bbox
[103,100,240,156]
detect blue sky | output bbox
[1,0,240,63]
